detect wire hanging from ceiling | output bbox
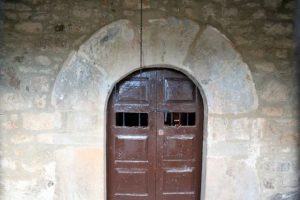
[139,0,143,70]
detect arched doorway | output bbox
[107,68,204,200]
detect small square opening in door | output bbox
[164,112,195,126]
[116,112,148,127]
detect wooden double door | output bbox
[107,69,203,200]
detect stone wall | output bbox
[0,0,298,200]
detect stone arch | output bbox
[52,17,259,200]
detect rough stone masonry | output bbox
[0,0,299,200]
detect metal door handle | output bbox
[158,129,164,136]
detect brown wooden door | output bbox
[107,69,203,200]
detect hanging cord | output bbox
[139,0,143,70]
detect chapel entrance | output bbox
[107,69,203,200]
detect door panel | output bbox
[107,69,203,200]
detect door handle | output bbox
[158,129,164,136]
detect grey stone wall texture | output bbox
[0,0,299,200]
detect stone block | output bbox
[0,162,55,200]
[35,55,52,66]
[261,107,283,117]
[0,114,19,130]
[264,22,293,36]
[264,0,282,10]
[205,158,259,200]
[260,79,289,102]
[208,117,265,141]
[33,94,47,109]
[254,62,276,73]
[185,26,258,114]
[66,112,98,131]
[30,76,50,93]
[0,91,30,111]
[10,132,34,144]
[271,191,300,200]
[55,147,102,200]
[22,112,62,131]
[208,141,250,158]
[15,22,43,34]
[123,0,150,9]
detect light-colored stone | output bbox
[30,76,50,93]
[22,112,61,131]
[261,79,289,102]
[55,147,102,200]
[0,90,31,111]
[254,62,276,72]
[261,107,283,117]
[208,117,265,141]
[51,54,104,111]
[34,94,47,109]
[143,17,200,67]
[4,3,32,11]
[0,158,17,170]
[0,114,19,130]
[66,112,98,131]
[10,132,34,144]
[0,162,55,200]
[185,26,258,114]
[15,22,43,33]
[205,158,259,200]
[35,55,51,66]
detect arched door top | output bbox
[52,17,258,115]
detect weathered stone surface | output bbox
[205,158,259,200]
[123,0,150,9]
[0,114,19,130]
[34,94,47,109]
[78,20,139,83]
[264,0,282,10]
[143,17,200,67]
[1,162,55,200]
[271,191,300,200]
[51,54,105,111]
[55,147,102,200]
[66,112,98,131]
[208,117,265,141]
[35,55,51,66]
[261,106,283,117]
[185,26,258,114]
[72,5,92,18]
[264,22,293,36]
[22,112,61,131]
[254,61,276,72]
[0,90,31,111]
[260,79,289,102]
[30,76,50,93]
[15,22,43,33]
[4,3,32,11]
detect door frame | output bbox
[105,67,208,200]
